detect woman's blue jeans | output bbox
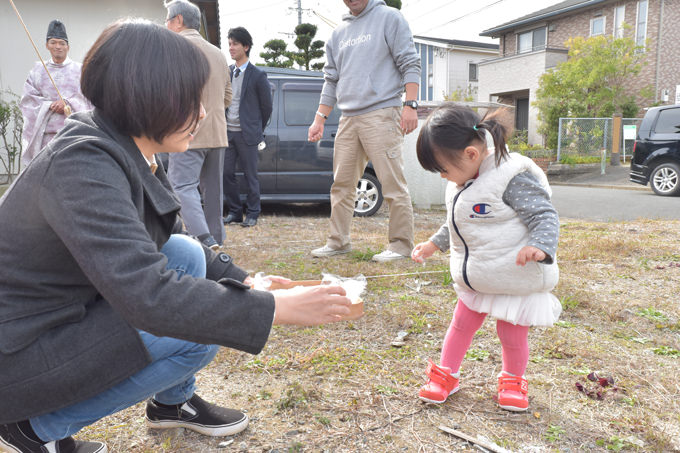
[30,234,219,441]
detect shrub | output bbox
[0,90,23,183]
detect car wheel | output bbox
[354,172,383,217]
[649,162,680,196]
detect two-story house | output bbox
[413,36,498,103]
[477,0,680,146]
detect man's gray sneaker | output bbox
[311,245,351,257]
[371,250,407,262]
[0,422,107,453]
[146,394,248,437]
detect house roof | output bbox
[480,0,608,37]
[413,35,498,50]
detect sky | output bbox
[220,0,566,65]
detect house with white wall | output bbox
[413,36,498,102]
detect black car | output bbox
[630,104,680,196]
[230,67,384,216]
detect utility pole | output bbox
[288,0,310,26]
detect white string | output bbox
[363,270,447,279]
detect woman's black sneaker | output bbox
[145,394,248,437]
[0,422,107,453]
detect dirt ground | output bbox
[81,203,680,452]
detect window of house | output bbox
[469,63,478,82]
[614,5,625,38]
[636,0,648,48]
[518,27,546,53]
[590,16,605,36]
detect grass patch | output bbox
[276,382,315,411]
[637,307,668,322]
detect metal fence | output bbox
[557,117,643,162]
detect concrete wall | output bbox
[402,119,448,210]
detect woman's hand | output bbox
[266,275,292,286]
[243,274,291,289]
[273,285,351,326]
[516,246,546,266]
[411,240,438,263]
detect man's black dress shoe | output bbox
[223,214,243,225]
[241,217,257,227]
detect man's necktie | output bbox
[150,163,158,174]
[234,67,241,78]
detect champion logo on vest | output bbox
[470,203,494,218]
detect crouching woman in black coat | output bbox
[0,19,351,453]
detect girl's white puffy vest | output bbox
[445,153,559,296]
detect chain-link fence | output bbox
[557,117,643,163]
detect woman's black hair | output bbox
[81,19,209,142]
[416,103,512,173]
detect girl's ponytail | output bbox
[474,109,512,166]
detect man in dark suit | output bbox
[222,27,273,227]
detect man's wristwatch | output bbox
[403,100,418,110]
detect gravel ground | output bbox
[78,204,680,452]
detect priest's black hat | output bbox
[46,20,68,43]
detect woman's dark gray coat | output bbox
[0,110,275,424]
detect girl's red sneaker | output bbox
[497,371,529,411]
[418,360,460,404]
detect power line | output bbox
[312,9,337,29]
[407,0,463,23]
[417,0,508,35]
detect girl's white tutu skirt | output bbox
[455,286,562,327]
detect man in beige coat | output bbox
[166,0,231,250]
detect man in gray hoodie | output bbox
[308,0,420,262]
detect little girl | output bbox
[411,104,561,412]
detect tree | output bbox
[535,33,648,149]
[289,23,325,71]
[385,0,402,8]
[260,39,293,68]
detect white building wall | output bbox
[478,52,546,145]
[1,1,166,96]
[447,50,487,100]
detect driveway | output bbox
[551,185,680,221]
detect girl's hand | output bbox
[516,246,546,266]
[273,285,351,326]
[411,241,438,263]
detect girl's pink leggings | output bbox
[440,299,529,376]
